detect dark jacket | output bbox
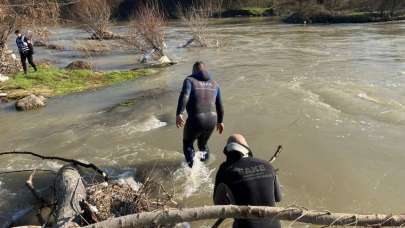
[16,35,30,54]
[176,71,224,123]
[214,156,282,228]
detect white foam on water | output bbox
[118,116,167,135]
[357,92,380,104]
[173,152,215,199]
[287,80,341,114]
[112,170,142,191]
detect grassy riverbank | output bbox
[283,11,405,24]
[215,8,405,24]
[1,65,155,99]
[218,7,273,17]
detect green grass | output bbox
[3,65,154,99]
[240,7,273,16]
[218,7,273,17]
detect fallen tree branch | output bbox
[55,164,87,227]
[25,169,48,205]
[269,145,283,163]
[0,168,57,175]
[82,205,405,227]
[0,151,109,181]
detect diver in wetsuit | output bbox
[176,61,224,167]
[214,134,282,228]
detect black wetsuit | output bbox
[176,71,224,167]
[214,156,282,228]
[16,35,37,74]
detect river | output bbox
[1,18,405,227]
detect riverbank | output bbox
[216,7,273,17]
[0,64,155,100]
[214,9,405,24]
[283,12,405,24]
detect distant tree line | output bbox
[54,0,405,20]
[274,0,405,16]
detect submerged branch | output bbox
[0,168,57,175]
[269,145,283,163]
[0,151,109,181]
[25,169,48,204]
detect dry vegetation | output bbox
[128,2,169,63]
[71,0,115,40]
[0,0,20,74]
[85,178,177,223]
[74,40,112,55]
[0,0,14,56]
[10,0,60,45]
[178,2,210,48]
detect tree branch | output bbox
[25,169,48,205]
[82,205,405,227]
[0,168,57,175]
[269,145,283,163]
[0,151,109,181]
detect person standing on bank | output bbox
[15,30,37,75]
[176,61,224,168]
[214,134,282,228]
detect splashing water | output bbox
[173,152,215,199]
[112,169,142,191]
[117,116,168,135]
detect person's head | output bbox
[223,134,253,161]
[192,61,206,74]
[15,30,21,37]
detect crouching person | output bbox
[213,134,282,228]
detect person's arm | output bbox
[274,175,282,202]
[215,86,224,123]
[176,79,191,116]
[215,86,224,134]
[213,164,233,205]
[176,79,191,128]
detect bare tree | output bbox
[0,0,20,74]
[178,1,210,48]
[0,0,14,57]
[322,0,345,15]
[127,2,171,64]
[378,0,405,17]
[15,0,60,45]
[71,0,115,40]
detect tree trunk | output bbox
[54,164,86,228]
[83,205,405,228]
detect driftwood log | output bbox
[54,164,86,227]
[82,205,405,227]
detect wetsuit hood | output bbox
[224,143,253,163]
[190,70,211,81]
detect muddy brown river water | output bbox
[1,18,405,227]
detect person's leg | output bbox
[20,53,27,74]
[27,53,37,72]
[197,114,217,162]
[197,128,215,162]
[183,120,199,168]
